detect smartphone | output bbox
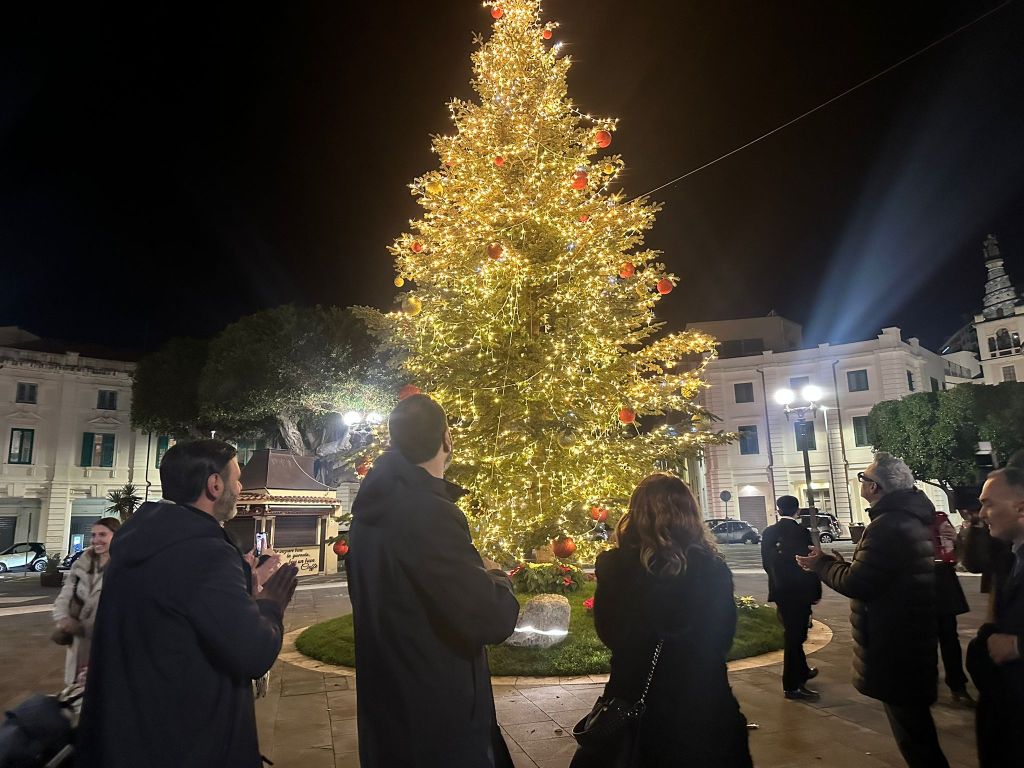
[255,533,268,556]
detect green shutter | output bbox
[100,434,115,467]
[81,433,95,467]
[155,435,170,468]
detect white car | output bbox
[0,542,48,572]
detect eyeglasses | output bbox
[857,472,879,486]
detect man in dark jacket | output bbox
[76,440,299,768]
[761,495,821,700]
[797,452,947,768]
[965,467,1024,767]
[348,394,520,767]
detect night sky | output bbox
[3,0,1023,353]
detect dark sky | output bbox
[3,0,1023,352]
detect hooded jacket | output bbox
[347,449,520,767]
[813,488,938,705]
[75,501,284,768]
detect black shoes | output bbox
[952,689,976,708]
[805,667,818,681]
[784,687,821,701]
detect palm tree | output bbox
[106,483,142,522]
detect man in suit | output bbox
[761,495,822,700]
[967,467,1024,767]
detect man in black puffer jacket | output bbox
[798,452,947,768]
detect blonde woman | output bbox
[53,517,121,686]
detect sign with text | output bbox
[278,547,321,575]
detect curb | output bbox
[278,619,834,686]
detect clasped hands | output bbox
[795,545,845,572]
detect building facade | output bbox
[972,235,1023,385]
[692,322,969,532]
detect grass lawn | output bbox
[295,582,784,677]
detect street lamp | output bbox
[774,385,824,546]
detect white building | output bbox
[972,235,1023,385]
[0,327,165,556]
[688,319,976,531]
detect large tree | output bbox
[364,0,726,559]
[867,382,1024,506]
[132,305,397,483]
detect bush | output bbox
[509,560,584,594]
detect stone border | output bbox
[279,619,833,685]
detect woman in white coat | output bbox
[52,517,121,685]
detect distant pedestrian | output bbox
[571,473,752,768]
[347,394,520,767]
[51,517,121,686]
[965,467,1024,768]
[931,506,974,706]
[760,495,821,700]
[76,439,299,768]
[797,452,947,768]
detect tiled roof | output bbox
[237,492,340,505]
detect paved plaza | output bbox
[0,554,987,767]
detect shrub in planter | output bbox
[509,560,584,594]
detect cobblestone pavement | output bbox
[1,570,987,767]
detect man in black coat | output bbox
[348,394,520,767]
[76,440,299,768]
[797,452,947,768]
[964,467,1024,767]
[761,495,821,699]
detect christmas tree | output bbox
[371,0,726,560]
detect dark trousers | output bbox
[936,613,968,693]
[776,600,811,691]
[882,703,949,768]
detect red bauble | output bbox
[542,29,553,40]
[552,536,576,559]
[332,539,349,557]
[656,278,674,295]
[491,7,503,19]
[398,384,422,400]
[356,462,370,477]
[618,407,637,424]
[595,130,612,148]
[487,242,504,260]
[578,214,590,222]
[590,506,608,523]
[618,261,635,279]
[494,156,505,167]
[410,241,424,253]
[571,171,588,190]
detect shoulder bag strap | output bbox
[636,639,663,708]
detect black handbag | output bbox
[572,639,663,753]
[50,576,83,647]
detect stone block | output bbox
[504,594,570,649]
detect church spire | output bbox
[981,234,1020,320]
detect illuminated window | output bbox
[8,429,34,464]
[738,425,759,455]
[81,433,115,467]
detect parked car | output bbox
[0,542,48,573]
[711,520,761,545]
[61,549,85,570]
[799,509,843,544]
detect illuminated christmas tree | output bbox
[371,0,725,559]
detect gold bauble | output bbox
[394,277,405,288]
[602,163,615,175]
[425,180,444,196]
[402,296,423,316]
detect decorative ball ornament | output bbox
[398,384,421,400]
[595,130,613,148]
[402,295,423,316]
[491,6,503,19]
[425,180,444,196]
[590,506,609,523]
[487,242,504,260]
[355,462,370,478]
[494,156,505,167]
[619,261,635,279]
[602,163,615,175]
[410,240,424,253]
[557,430,576,447]
[656,278,674,295]
[552,536,577,559]
[571,171,589,190]
[578,214,590,222]
[394,277,405,287]
[542,29,553,40]
[332,539,349,557]
[618,407,637,424]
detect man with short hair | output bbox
[77,439,299,768]
[797,452,947,768]
[348,394,520,767]
[965,467,1024,767]
[761,495,821,700]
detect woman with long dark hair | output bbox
[571,473,752,767]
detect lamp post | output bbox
[774,385,824,547]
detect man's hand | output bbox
[253,551,282,592]
[56,617,80,634]
[795,545,824,572]
[987,633,1020,665]
[831,549,847,564]
[256,563,299,613]
[481,556,504,573]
